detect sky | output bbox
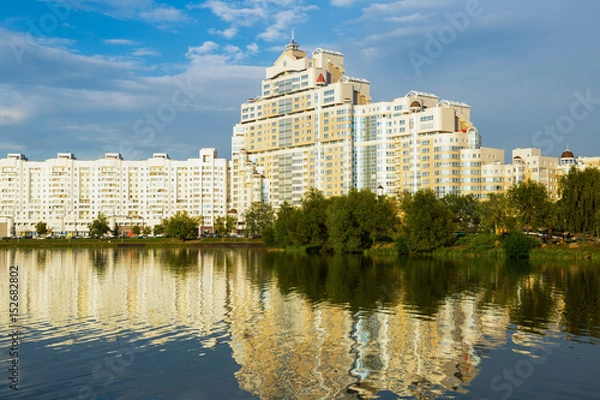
[1,0,599,162]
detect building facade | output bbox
[229,38,515,220]
[229,38,600,224]
[0,149,227,236]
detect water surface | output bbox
[1,248,599,399]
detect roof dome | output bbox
[561,149,575,159]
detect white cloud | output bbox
[223,44,241,53]
[48,0,190,24]
[139,4,188,23]
[360,47,381,60]
[331,0,358,6]
[0,88,34,126]
[360,25,432,45]
[246,42,259,54]
[362,0,457,16]
[186,41,220,57]
[185,41,259,65]
[131,48,161,57]
[257,6,317,42]
[0,142,25,151]
[105,39,138,46]
[208,27,239,39]
[195,1,266,26]
[384,12,425,23]
[0,108,29,126]
[197,0,317,42]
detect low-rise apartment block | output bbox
[0,149,227,236]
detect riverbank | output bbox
[0,237,268,249]
[433,242,600,261]
[364,241,600,261]
[3,237,599,261]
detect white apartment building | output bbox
[229,37,600,223]
[229,36,510,221]
[0,149,228,236]
[508,148,560,199]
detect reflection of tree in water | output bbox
[395,257,460,317]
[262,252,600,339]
[90,249,108,273]
[261,252,402,311]
[161,248,199,275]
[561,265,600,338]
[504,259,554,333]
[35,249,48,268]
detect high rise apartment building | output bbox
[230,38,371,218]
[0,149,227,236]
[230,38,510,219]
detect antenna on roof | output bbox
[285,28,300,51]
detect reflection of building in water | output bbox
[228,289,510,399]
[0,249,236,346]
[0,250,565,399]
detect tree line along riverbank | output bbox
[243,170,600,259]
[2,235,599,262]
[0,237,267,249]
[6,168,600,260]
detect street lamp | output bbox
[377,185,384,197]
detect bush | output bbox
[395,237,409,255]
[502,232,538,258]
[469,233,499,251]
[261,226,276,247]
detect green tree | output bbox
[296,189,330,247]
[35,221,48,236]
[153,223,166,236]
[325,189,399,252]
[272,201,302,247]
[214,215,236,238]
[164,211,200,240]
[443,193,480,232]
[398,189,454,253]
[244,203,274,237]
[558,167,600,237]
[353,189,398,246]
[478,193,517,234]
[142,226,152,235]
[508,180,554,232]
[131,225,141,236]
[89,214,111,238]
[326,195,362,253]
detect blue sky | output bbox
[1,0,599,162]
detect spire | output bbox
[285,28,300,51]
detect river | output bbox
[1,248,599,399]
